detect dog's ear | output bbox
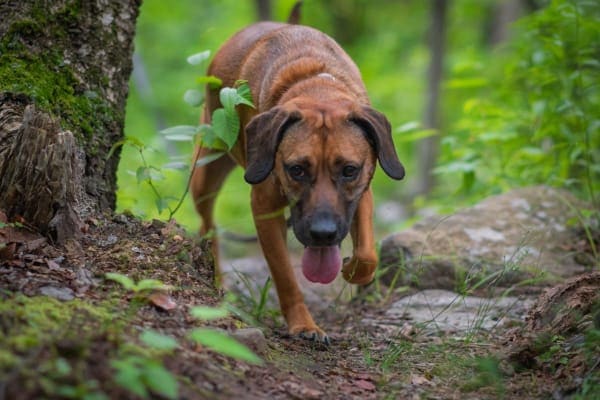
[350,106,405,180]
[244,107,302,184]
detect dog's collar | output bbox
[317,72,336,81]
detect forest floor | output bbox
[1,211,598,399]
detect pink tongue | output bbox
[301,246,341,284]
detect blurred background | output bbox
[117,0,599,240]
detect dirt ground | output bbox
[1,212,598,399]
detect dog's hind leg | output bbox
[190,146,236,281]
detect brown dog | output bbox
[191,15,404,343]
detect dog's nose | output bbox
[309,217,337,243]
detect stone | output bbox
[39,285,75,301]
[382,289,534,335]
[231,327,268,355]
[380,186,594,289]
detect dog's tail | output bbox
[287,1,302,24]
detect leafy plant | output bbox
[111,329,179,399]
[112,50,255,220]
[438,0,600,205]
[189,304,262,365]
[112,355,178,399]
[104,272,172,294]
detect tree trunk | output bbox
[255,0,271,21]
[417,0,448,196]
[485,0,526,46]
[0,0,140,243]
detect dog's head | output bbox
[244,100,404,252]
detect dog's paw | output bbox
[293,326,330,346]
[342,256,376,285]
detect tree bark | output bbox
[485,0,526,46]
[255,0,271,21]
[417,0,448,196]
[0,0,140,242]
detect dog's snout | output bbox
[309,216,338,244]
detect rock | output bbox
[39,285,75,301]
[382,289,534,335]
[380,186,593,289]
[231,327,267,355]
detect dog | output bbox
[191,6,404,344]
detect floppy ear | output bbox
[244,107,302,184]
[349,106,405,180]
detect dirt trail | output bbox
[1,213,598,399]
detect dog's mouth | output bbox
[301,246,341,284]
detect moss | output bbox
[0,1,117,142]
[0,294,118,369]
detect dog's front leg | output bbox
[342,187,378,285]
[251,181,329,343]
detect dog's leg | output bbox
[251,181,329,343]
[190,146,236,281]
[342,187,378,285]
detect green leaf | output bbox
[219,87,238,112]
[194,152,225,168]
[396,129,437,143]
[190,305,229,320]
[159,125,198,138]
[107,136,144,160]
[433,161,478,174]
[105,273,136,291]
[136,166,152,184]
[235,82,255,108]
[112,359,148,398]
[143,362,178,400]
[461,170,476,192]
[196,75,222,88]
[189,328,262,365]
[140,330,179,351]
[445,77,488,89]
[183,89,204,107]
[395,121,421,133]
[186,50,210,66]
[162,161,187,170]
[164,134,195,142]
[198,125,228,150]
[135,279,170,292]
[211,108,239,150]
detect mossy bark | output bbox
[0,0,140,242]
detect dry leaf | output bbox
[410,374,431,386]
[149,292,177,310]
[355,379,376,391]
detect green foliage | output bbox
[104,272,172,293]
[188,328,263,365]
[189,304,263,365]
[116,47,255,221]
[139,330,179,351]
[438,0,600,204]
[111,355,178,399]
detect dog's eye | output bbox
[287,165,307,181]
[341,165,360,180]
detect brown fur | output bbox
[191,21,404,343]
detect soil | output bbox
[1,211,598,399]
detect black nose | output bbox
[309,217,337,244]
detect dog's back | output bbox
[207,23,368,112]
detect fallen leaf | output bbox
[410,374,432,386]
[149,292,177,310]
[355,379,376,391]
[46,259,61,270]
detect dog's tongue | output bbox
[301,246,341,284]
